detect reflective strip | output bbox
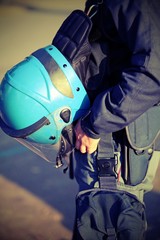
[32,48,74,98]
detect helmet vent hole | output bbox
[76,87,80,91]
[63,64,67,68]
[49,136,56,140]
[49,47,53,51]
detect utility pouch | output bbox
[124,104,160,186]
[73,189,146,240]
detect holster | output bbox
[123,104,160,185]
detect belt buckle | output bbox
[97,153,119,178]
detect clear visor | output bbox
[1,116,75,167]
[16,132,74,167]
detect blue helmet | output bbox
[0,45,90,165]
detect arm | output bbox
[75,0,160,152]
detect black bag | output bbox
[73,189,146,240]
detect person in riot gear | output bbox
[0,0,160,239]
[71,1,160,239]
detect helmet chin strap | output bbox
[55,155,63,168]
[55,124,76,178]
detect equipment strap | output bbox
[97,133,118,190]
[98,133,115,159]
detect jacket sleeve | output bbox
[82,0,160,138]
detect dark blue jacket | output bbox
[81,0,160,138]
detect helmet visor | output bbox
[16,135,71,167]
[0,116,75,166]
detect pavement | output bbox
[0,1,160,240]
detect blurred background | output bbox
[0,1,160,240]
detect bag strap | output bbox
[97,134,118,190]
